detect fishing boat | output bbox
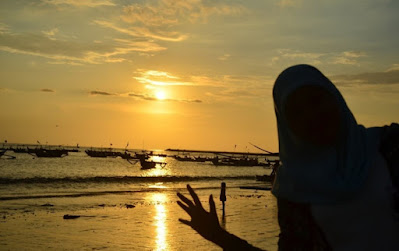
[0,149,16,159]
[85,149,118,158]
[135,152,150,160]
[256,162,280,183]
[11,147,29,153]
[194,156,213,162]
[174,155,195,161]
[174,155,212,162]
[139,159,167,170]
[33,149,68,158]
[211,156,259,166]
[118,151,136,160]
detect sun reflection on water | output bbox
[141,156,171,177]
[152,193,168,251]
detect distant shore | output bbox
[1,143,279,156]
[166,148,279,156]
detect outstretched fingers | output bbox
[187,184,203,208]
[177,192,194,208]
[177,200,191,216]
[209,194,217,217]
[178,218,192,227]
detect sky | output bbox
[0,0,398,152]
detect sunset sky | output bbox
[1,0,398,152]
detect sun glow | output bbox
[155,90,166,100]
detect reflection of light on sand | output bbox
[152,193,168,251]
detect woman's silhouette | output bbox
[177,64,399,250]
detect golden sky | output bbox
[0,0,398,152]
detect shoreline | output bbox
[0,187,279,250]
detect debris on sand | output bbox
[125,204,135,209]
[63,214,80,219]
[41,203,54,207]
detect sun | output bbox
[155,90,166,100]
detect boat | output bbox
[211,156,259,166]
[0,149,16,159]
[11,147,29,153]
[193,156,213,162]
[139,159,167,170]
[255,162,280,183]
[118,151,136,160]
[174,155,212,162]
[140,160,157,170]
[85,149,118,158]
[135,152,150,160]
[174,155,195,161]
[33,149,68,158]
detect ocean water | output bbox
[0,149,275,202]
[0,149,279,250]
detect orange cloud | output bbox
[0,30,165,65]
[94,20,188,42]
[40,88,55,93]
[41,0,115,7]
[121,0,246,26]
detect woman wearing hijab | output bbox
[177,64,399,250]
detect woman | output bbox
[177,64,399,250]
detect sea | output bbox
[0,147,279,250]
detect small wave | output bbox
[0,185,247,201]
[0,190,137,201]
[0,175,255,185]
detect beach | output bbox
[0,150,279,250]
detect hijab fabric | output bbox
[271,64,382,204]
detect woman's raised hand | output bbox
[177,184,224,243]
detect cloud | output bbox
[134,70,195,86]
[94,0,245,44]
[128,92,202,103]
[88,89,202,103]
[387,64,399,72]
[0,23,9,33]
[0,30,166,65]
[121,0,246,26]
[42,28,59,39]
[218,53,231,61]
[128,92,157,101]
[198,74,275,104]
[93,20,188,42]
[333,51,366,65]
[133,69,263,88]
[184,99,202,103]
[277,0,302,8]
[272,49,368,66]
[272,49,325,65]
[40,88,55,92]
[331,69,399,86]
[41,0,115,7]
[90,90,115,96]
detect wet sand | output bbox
[0,187,279,250]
